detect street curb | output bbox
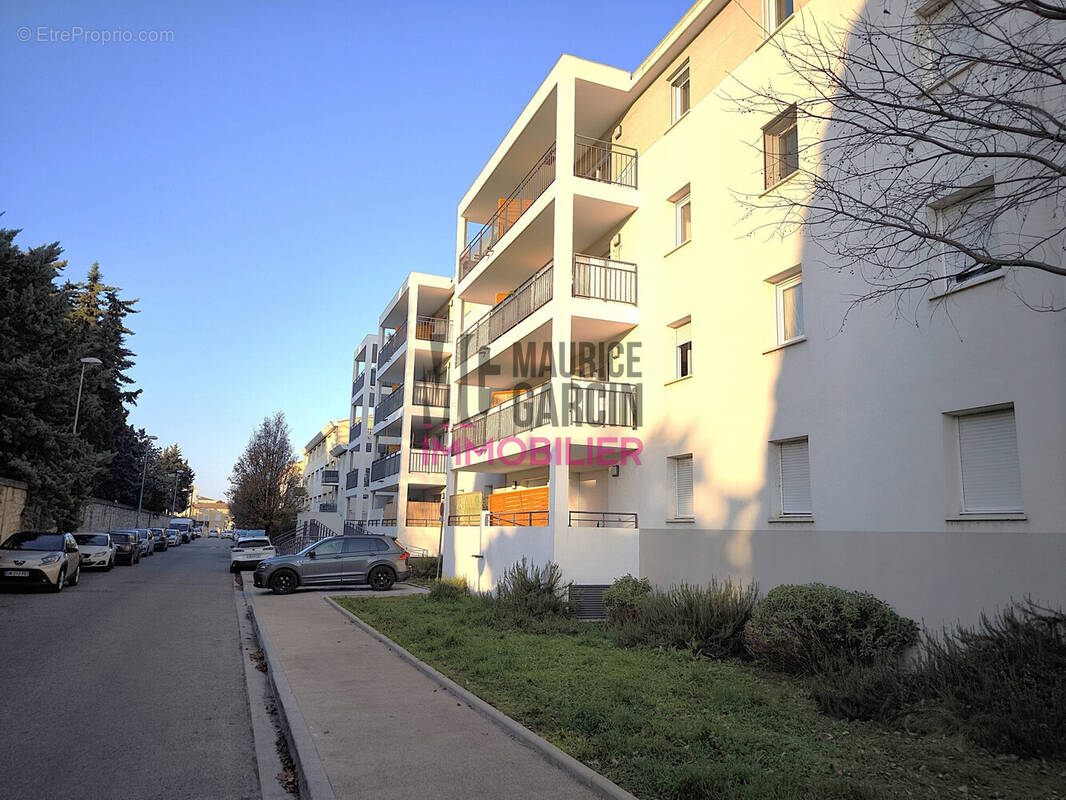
[247,587,337,800]
[324,596,637,800]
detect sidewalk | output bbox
[246,585,601,800]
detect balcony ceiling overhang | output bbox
[461,201,554,304]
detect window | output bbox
[313,538,345,556]
[670,455,694,519]
[916,0,981,80]
[669,63,690,124]
[674,193,692,246]
[766,0,794,33]
[763,107,798,189]
[957,408,1022,513]
[778,438,812,516]
[775,273,804,344]
[671,318,692,379]
[933,184,998,285]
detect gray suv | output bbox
[253,535,409,594]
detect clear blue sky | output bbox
[2,0,691,498]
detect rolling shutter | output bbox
[958,409,1022,512]
[673,455,694,518]
[779,439,812,515]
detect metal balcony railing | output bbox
[447,514,480,526]
[489,511,549,526]
[345,469,359,489]
[351,421,362,441]
[568,511,639,528]
[572,255,637,305]
[318,503,337,513]
[353,371,365,395]
[411,381,449,409]
[459,143,557,280]
[414,316,450,343]
[370,451,401,483]
[568,381,639,428]
[408,448,448,474]
[456,262,553,362]
[377,322,407,367]
[455,384,554,452]
[322,470,340,485]
[574,136,637,188]
[375,387,404,421]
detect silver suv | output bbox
[253,535,410,594]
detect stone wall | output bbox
[78,500,170,533]
[0,477,28,542]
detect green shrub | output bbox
[918,601,1066,758]
[494,558,572,619]
[810,658,919,723]
[427,576,468,601]
[603,574,653,624]
[615,579,759,659]
[743,583,919,674]
[407,556,441,580]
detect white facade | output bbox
[296,419,348,535]
[343,334,380,524]
[439,0,1066,628]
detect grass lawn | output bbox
[335,595,1065,800]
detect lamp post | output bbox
[136,435,158,527]
[72,357,102,434]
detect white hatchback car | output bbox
[73,532,116,570]
[230,537,276,572]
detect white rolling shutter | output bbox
[673,455,694,518]
[779,439,812,515]
[958,409,1022,512]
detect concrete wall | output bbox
[0,478,28,542]
[78,499,170,533]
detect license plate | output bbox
[4,570,30,577]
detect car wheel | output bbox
[51,568,66,592]
[68,565,80,586]
[105,556,114,571]
[368,566,395,591]
[229,562,238,573]
[269,571,298,595]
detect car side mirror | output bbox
[66,544,77,553]
[307,550,316,559]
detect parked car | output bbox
[0,531,81,592]
[229,537,277,572]
[166,529,180,547]
[149,528,168,552]
[208,530,219,538]
[134,528,154,557]
[253,535,409,594]
[108,531,141,565]
[74,533,116,570]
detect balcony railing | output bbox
[406,517,443,526]
[457,262,553,362]
[370,451,401,483]
[351,421,362,441]
[455,384,553,452]
[411,381,449,409]
[345,469,359,489]
[447,514,480,526]
[568,511,639,528]
[572,254,637,305]
[409,448,448,474]
[353,371,365,395]
[574,136,637,188]
[375,387,404,421]
[459,143,557,280]
[569,381,639,428]
[489,510,549,527]
[414,315,450,343]
[378,322,407,367]
[318,503,337,513]
[322,470,340,485]
[366,518,397,527]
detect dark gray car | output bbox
[252,535,409,594]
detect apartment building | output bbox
[440,0,1066,626]
[342,334,379,523]
[365,273,453,554]
[297,419,349,534]
[182,486,231,531]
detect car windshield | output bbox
[166,530,178,535]
[0,532,65,551]
[110,533,130,543]
[74,534,109,547]
[238,539,270,548]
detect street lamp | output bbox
[72,357,102,434]
[136,435,158,527]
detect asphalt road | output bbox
[0,537,260,800]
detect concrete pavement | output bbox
[247,585,602,800]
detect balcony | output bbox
[460,143,557,281]
[409,448,448,474]
[378,322,406,367]
[318,503,337,513]
[568,511,638,528]
[573,136,637,188]
[375,387,404,421]
[457,262,553,362]
[414,315,450,343]
[568,381,639,427]
[370,451,401,483]
[351,421,362,441]
[345,469,359,489]
[572,255,637,305]
[411,381,449,409]
[455,384,553,452]
[366,518,397,527]
[353,371,365,396]
[322,470,340,485]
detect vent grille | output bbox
[569,584,610,621]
